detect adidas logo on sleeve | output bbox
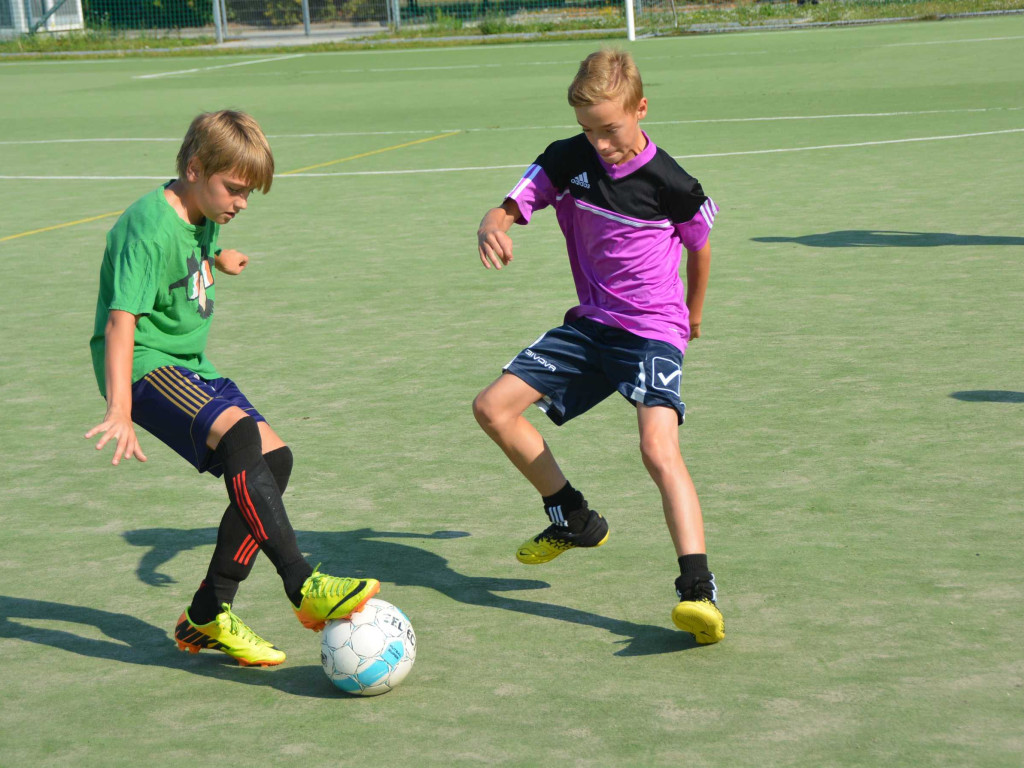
[570,171,590,189]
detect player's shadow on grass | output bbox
[752,230,1024,248]
[123,526,698,657]
[0,595,337,699]
[950,390,1024,403]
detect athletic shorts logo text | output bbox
[524,348,557,372]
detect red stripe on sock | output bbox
[233,535,258,564]
[233,472,268,542]
[233,475,261,541]
[239,537,260,565]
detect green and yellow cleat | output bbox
[293,565,380,631]
[516,504,609,565]
[174,604,286,667]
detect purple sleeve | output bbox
[505,164,557,225]
[676,197,719,251]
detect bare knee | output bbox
[473,389,503,432]
[207,406,252,451]
[639,433,680,481]
[473,374,540,435]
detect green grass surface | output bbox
[1,18,1022,768]
[0,30,217,55]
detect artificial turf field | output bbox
[1,15,1022,767]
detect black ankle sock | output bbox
[542,482,586,532]
[679,553,709,579]
[283,561,314,608]
[188,581,222,625]
[676,554,716,601]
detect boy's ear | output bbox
[185,158,202,183]
[636,97,648,120]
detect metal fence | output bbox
[2,0,623,40]
[211,0,395,41]
[5,0,1015,43]
[207,0,621,41]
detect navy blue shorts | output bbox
[504,317,686,426]
[130,365,266,476]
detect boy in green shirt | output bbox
[87,110,379,667]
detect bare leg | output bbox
[636,404,706,556]
[473,373,567,496]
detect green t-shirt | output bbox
[90,182,221,398]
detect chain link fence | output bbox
[4,0,1021,43]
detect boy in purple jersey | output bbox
[473,50,724,644]
[86,110,380,666]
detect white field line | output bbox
[884,34,1024,47]
[75,31,1021,80]
[279,128,1024,175]
[280,51,768,75]
[4,29,1015,72]
[116,34,1019,78]
[2,127,1022,181]
[1,107,1020,145]
[0,40,585,68]
[131,53,306,80]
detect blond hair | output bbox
[176,110,275,194]
[567,49,644,112]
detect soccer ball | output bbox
[320,599,416,695]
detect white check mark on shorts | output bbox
[657,370,682,386]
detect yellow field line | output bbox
[280,130,462,175]
[1,130,463,243]
[0,210,125,243]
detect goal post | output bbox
[627,0,685,39]
[1,0,84,36]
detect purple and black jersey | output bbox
[506,132,717,353]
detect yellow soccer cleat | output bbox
[293,565,380,631]
[516,504,609,565]
[672,575,725,644]
[672,599,725,644]
[174,604,286,667]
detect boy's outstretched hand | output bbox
[215,248,249,275]
[85,410,147,466]
[477,202,520,270]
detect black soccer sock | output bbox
[264,445,294,495]
[188,445,298,624]
[215,418,312,604]
[542,482,587,533]
[187,580,223,626]
[678,553,709,579]
[188,500,255,624]
[676,553,714,601]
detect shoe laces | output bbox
[676,577,717,604]
[692,583,716,603]
[220,604,267,645]
[537,525,578,548]
[303,564,351,599]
